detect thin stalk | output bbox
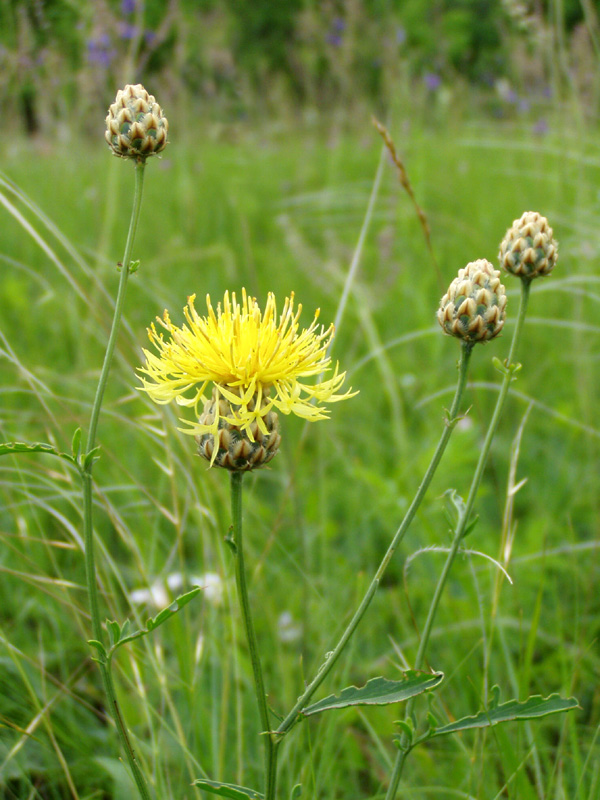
[230,472,277,799]
[275,340,474,740]
[386,279,532,799]
[82,160,151,800]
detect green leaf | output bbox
[443,488,466,530]
[87,639,107,664]
[290,785,302,799]
[426,692,579,739]
[301,672,444,717]
[71,428,82,461]
[83,446,101,471]
[107,588,201,657]
[443,489,477,537]
[0,441,75,465]
[192,779,263,799]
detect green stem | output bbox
[275,340,474,740]
[386,279,532,799]
[82,160,151,800]
[230,472,277,800]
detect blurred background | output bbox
[1,0,598,137]
[1,2,599,799]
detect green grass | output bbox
[0,113,599,799]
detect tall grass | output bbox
[0,114,598,798]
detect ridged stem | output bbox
[230,472,277,800]
[275,340,474,740]
[82,160,151,800]
[386,279,532,799]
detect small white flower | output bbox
[277,611,302,643]
[166,571,184,591]
[129,582,168,608]
[192,572,224,606]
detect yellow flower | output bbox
[138,289,356,465]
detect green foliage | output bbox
[420,689,580,741]
[192,780,263,799]
[0,115,598,798]
[301,673,444,717]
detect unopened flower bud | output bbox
[105,84,168,160]
[499,211,558,279]
[195,388,281,471]
[438,259,507,343]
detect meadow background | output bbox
[0,0,599,798]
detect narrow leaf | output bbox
[302,672,444,717]
[192,779,263,799]
[0,441,75,464]
[427,693,579,739]
[71,428,82,461]
[290,785,302,799]
[108,588,201,655]
[87,640,107,661]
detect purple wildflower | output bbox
[518,98,530,113]
[121,0,136,13]
[144,29,157,45]
[533,118,549,135]
[332,17,345,32]
[118,22,139,40]
[326,32,342,47]
[396,25,407,45]
[424,72,441,91]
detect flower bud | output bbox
[498,211,558,279]
[105,84,168,160]
[438,259,507,343]
[195,388,281,471]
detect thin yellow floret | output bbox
[138,290,356,453]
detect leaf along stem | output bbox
[386,279,532,799]
[81,160,152,800]
[275,339,474,740]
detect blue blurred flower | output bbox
[118,22,139,40]
[332,17,346,32]
[424,72,441,91]
[144,29,157,45]
[396,25,407,45]
[87,36,115,67]
[533,118,549,135]
[326,32,342,47]
[121,0,136,13]
[518,98,530,113]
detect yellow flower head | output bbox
[138,289,356,464]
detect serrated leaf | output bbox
[192,779,263,799]
[427,693,579,739]
[301,672,444,717]
[108,588,201,657]
[0,441,75,465]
